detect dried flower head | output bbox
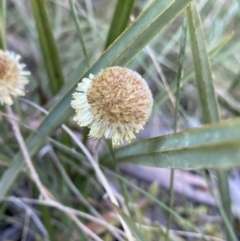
[0,50,30,105]
[71,66,153,146]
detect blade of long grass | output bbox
[212,40,240,65]
[39,205,55,240]
[0,0,6,50]
[229,73,240,92]
[0,2,7,212]
[31,0,65,95]
[218,92,240,116]
[187,2,232,238]
[106,141,240,169]
[105,0,135,49]
[69,0,89,67]
[202,172,238,241]
[208,32,234,58]
[0,0,194,197]
[101,118,240,169]
[114,206,147,241]
[187,2,219,124]
[167,16,188,239]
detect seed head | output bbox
[71,66,153,146]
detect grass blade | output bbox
[101,118,240,169]
[114,206,147,241]
[0,0,6,50]
[105,0,135,49]
[69,0,89,67]
[187,2,219,124]
[31,0,65,94]
[167,15,188,237]
[187,2,233,237]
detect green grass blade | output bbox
[208,32,234,58]
[187,2,232,237]
[114,206,147,241]
[0,0,194,197]
[218,93,240,116]
[31,0,64,95]
[101,118,240,169]
[173,17,188,132]
[216,170,233,240]
[213,41,240,65]
[109,141,240,169]
[167,16,188,237]
[187,2,219,124]
[0,0,6,50]
[69,0,89,67]
[39,205,54,240]
[105,0,135,49]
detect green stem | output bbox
[166,16,187,239]
[0,0,6,50]
[105,0,135,49]
[203,171,238,241]
[69,0,90,68]
[40,205,55,240]
[31,0,65,95]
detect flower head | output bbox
[71,66,153,146]
[0,50,30,105]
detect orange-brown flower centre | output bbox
[0,53,19,81]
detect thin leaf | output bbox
[187,1,232,236]
[187,2,219,124]
[101,118,240,169]
[69,0,90,67]
[0,0,6,49]
[105,0,135,49]
[167,15,188,236]
[217,88,240,116]
[208,32,234,58]
[114,206,147,241]
[31,0,65,94]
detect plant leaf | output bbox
[113,206,148,241]
[31,0,65,94]
[101,118,240,169]
[187,1,232,235]
[0,0,6,50]
[187,2,219,123]
[105,0,135,49]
